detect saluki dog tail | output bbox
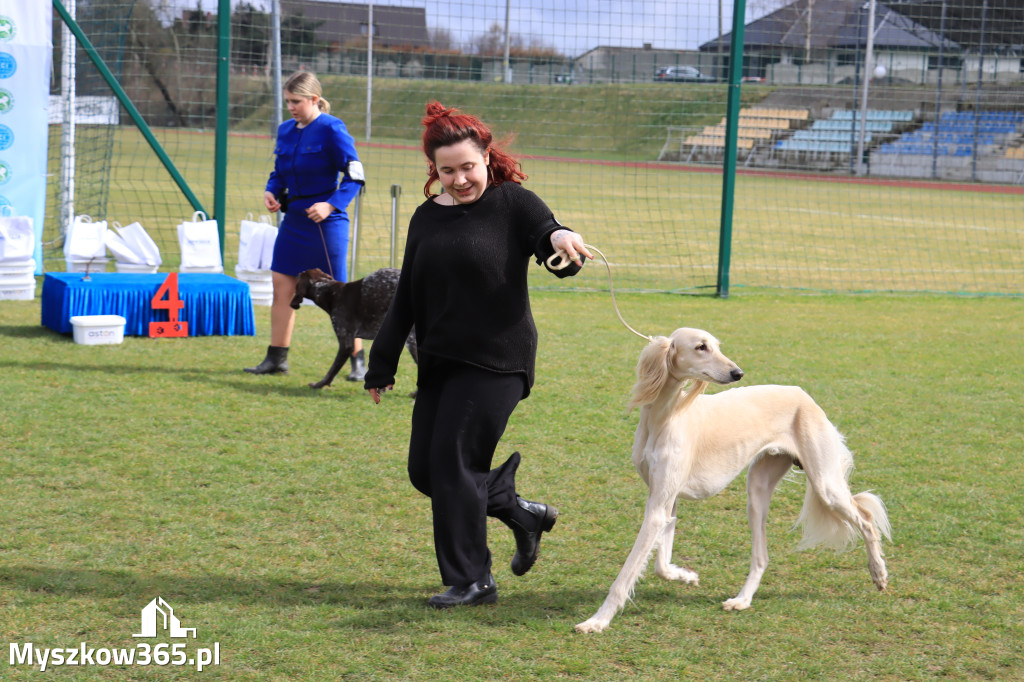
[794,428,891,551]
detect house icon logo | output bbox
[133,597,197,638]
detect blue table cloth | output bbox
[41,272,255,337]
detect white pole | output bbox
[503,0,512,84]
[856,0,877,176]
[271,0,282,130]
[366,1,373,142]
[60,0,77,238]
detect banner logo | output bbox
[0,17,16,42]
[0,53,13,79]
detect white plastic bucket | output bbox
[66,258,109,273]
[0,285,34,301]
[0,258,35,274]
[0,273,36,287]
[179,264,224,274]
[70,315,127,345]
[115,262,159,273]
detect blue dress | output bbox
[265,113,364,281]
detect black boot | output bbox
[428,574,498,609]
[244,345,289,374]
[506,497,559,577]
[346,348,367,382]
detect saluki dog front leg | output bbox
[654,498,699,584]
[576,492,674,633]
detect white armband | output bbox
[347,160,365,183]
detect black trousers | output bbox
[408,361,526,586]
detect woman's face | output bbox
[433,139,490,205]
[285,90,319,126]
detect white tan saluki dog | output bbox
[575,328,891,634]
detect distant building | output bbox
[701,0,961,84]
[281,0,428,50]
[700,0,1023,85]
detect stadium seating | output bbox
[683,107,809,155]
[875,110,1024,156]
[775,109,913,155]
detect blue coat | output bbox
[265,113,364,280]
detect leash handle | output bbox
[548,243,652,343]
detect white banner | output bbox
[0,5,52,275]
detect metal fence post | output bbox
[349,186,364,280]
[389,184,402,268]
[716,0,749,299]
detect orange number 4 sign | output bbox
[148,272,189,338]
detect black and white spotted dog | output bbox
[290,267,417,389]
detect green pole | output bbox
[52,0,206,217]
[716,0,748,298]
[214,0,232,256]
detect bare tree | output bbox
[429,27,454,51]
[473,22,520,56]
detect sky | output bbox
[183,0,778,56]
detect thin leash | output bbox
[546,244,653,343]
[318,222,334,279]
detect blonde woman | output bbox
[246,72,367,377]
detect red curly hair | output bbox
[421,101,527,198]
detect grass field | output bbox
[2,289,1022,680]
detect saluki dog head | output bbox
[629,328,744,408]
[290,268,335,309]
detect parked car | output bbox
[654,66,716,83]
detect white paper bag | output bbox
[64,214,108,260]
[238,215,277,271]
[256,222,278,270]
[177,211,222,269]
[0,213,35,263]
[104,228,141,263]
[238,216,265,271]
[118,221,162,266]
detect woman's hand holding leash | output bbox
[549,229,593,266]
[306,201,334,223]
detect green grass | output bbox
[2,291,1022,680]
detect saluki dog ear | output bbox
[629,336,672,409]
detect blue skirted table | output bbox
[41,272,255,337]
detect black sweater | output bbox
[364,182,581,397]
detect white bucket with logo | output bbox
[70,315,127,345]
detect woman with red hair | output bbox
[364,101,591,609]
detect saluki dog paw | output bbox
[656,564,699,584]
[574,617,610,634]
[722,597,752,611]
